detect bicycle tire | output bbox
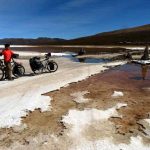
[47,61,58,72]
[0,68,4,80]
[12,65,25,77]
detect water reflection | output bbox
[77,57,110,63]
[141,65,149,80]
[68,55,110,63]
[78,58,86,62]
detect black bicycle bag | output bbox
[29,57,42,70]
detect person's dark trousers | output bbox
[4,62,12,80]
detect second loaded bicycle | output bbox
[29,53,58,74]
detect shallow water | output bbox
[77,57,110,63]
[69,56,110,63]
[98,63,150,90]
[117,63,150,80]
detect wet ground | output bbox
[0,61,150,149]
[44,62,150,142]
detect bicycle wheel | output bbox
[47,61,58,72]
[0,68,4,80]
[12,65,25,77]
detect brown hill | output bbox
[64,24,150,45]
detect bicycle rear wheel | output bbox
[47,61,58,72]
[0,68,4,80]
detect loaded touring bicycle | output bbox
[0,54,25,80]
[29,53,58,74]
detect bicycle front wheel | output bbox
[47,61,58,72]
[0,68,4,80]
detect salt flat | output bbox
[0,54,125,128]
[0,53,149,150]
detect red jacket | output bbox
[2,49,14,62]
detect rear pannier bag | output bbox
[30,57,42,70]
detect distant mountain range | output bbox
[1,24,150,45]
[0,37,65,45]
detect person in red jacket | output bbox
[1,44,14,80]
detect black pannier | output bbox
[29,57,43,70]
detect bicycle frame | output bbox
[41,57,50,70]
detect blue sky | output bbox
[0,0,149,39]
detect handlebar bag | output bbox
[12,54,19,59]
